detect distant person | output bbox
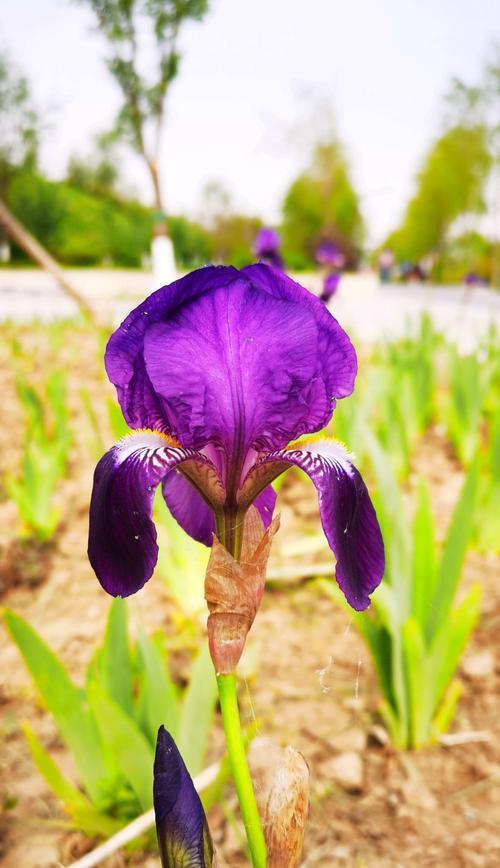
[253,227,284,270]
[378,249,394,283]
[315,239,345,303]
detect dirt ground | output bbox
[0,325,499,867]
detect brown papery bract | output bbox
[249,737,310,868]
[204,507,280,675]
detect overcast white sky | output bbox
[1,0,499,244]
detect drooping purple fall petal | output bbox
[154,726,214,868]
[88,432,224,596]
[239,439,384,610]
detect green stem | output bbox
[217,673,267,868]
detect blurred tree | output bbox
[8,169,211,268]
[75,0,209,276]
[210,214,262,267]
[384,125,492,275]
[281,140,364,269]
[66,142,120,200]
[0,51,39,195]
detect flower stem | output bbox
[216,673,267,868]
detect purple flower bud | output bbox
[154,726,215,867]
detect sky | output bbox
[1,0,499,245]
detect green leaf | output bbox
[88,681,154,811]
[355,614,395,711]
[154,491,208,617]
[4,610,108,802]
[426,461,478,641]
[177,643,217,776]
[402,618,432,747]
[22,721,91,811]
[411,480,436,629]
[99,599,133,717]
[432,680,463,738]
[135,628,180,744]
[108,399,130,440]
[429,583,481,717]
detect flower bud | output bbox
[249,737,310,868]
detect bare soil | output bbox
[0,325,499,867]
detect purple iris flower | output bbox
[253,227,283,270]
[88,264,384,610]
[154,726,214,867]
[320,271,341,303]
[315,240,344,270]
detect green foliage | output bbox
[154,491,209,617]
[0,51,39,194]
[77,0,208,172]
[474,403,500,554]
[440,347,487,466]
[8,168,213,268]
[385,125,491,266]
[168,214,213,268]
[4,599,217,835]
[322,449,480,749]
[281,141,364,268]
[9,171,153,266]
[209,213,262,267]
[332,315,441,480]
[6,371,72,540]
[437,231,492,284]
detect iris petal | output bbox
[106,265,357,457]
[88,432,223,597]
[105,266,238,433]
[162,474,277,546]
[154,726,214,868]
[162,471,215,546]
[242,263,357,401]
[143,275,321,452]
[240,439,384,610]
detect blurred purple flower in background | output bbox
[314,240,345,270]
[320,271,341,303]
[88,264,384,611]
[253,227,283,270]
[154,726,215,867]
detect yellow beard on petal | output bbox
[125,428,182,448]
[285,433,350,453]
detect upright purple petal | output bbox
[105,266,238,433]
[106,265,357,458]
[240,439,384,610]
[242,263,357,402]
[143,275,323,453]
[88,432,223,597]
[154,727,214,868]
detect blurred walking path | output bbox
[1,268,499,346]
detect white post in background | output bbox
[151,214,177,289]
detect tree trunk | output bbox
[0,200,96,324]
